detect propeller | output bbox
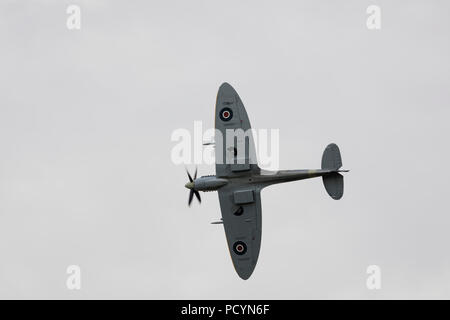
[185,167,201,206]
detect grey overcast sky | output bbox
[1,0,449,299]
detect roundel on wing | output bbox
[233,241,247,255]
[219,107,233,121]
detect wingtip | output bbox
[235,265,255,280]
[219,82,235,92]
[237,273,251,280]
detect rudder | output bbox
[321,143,344,200]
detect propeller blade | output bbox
[188,190,194,206]
[186,167,200,206]
[194,190,201,203]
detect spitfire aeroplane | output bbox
[185,83,348,280]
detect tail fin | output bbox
[322,143,342,170]
[322,143,344,200]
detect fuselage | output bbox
[185,169,336,192]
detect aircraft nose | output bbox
[185,182,194,189]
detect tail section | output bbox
[321,143,345,200]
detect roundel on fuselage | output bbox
[233,241,247,255]
[219,107,233,121]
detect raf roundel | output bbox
[219,107,233,122]
[233,241,247,255]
